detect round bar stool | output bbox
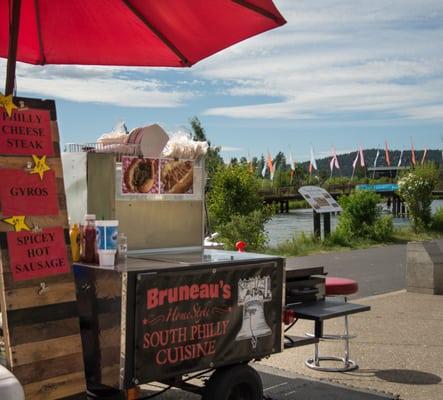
[305,277,359,372]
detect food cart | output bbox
[61,143,325,399]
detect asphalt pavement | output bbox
[285,243,408,298]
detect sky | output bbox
[1,0,443,162]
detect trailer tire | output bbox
[202,364,263,400]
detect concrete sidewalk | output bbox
[261,290,443,400]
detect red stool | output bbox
[306,277,359,372]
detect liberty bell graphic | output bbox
[235,275,272,348]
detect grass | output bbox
[266,228,443,257]
[288,200,309,210]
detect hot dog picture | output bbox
[160,160,194,194]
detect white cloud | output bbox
[220,146,244,152]
[197,0,443,121]
[0,61,190,107]
[1,0,442,123]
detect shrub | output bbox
[217,210,272,251]
[398,164,439,232]
[372,215,394,241]
[431,207,443,232]
[334,190,392,242]
[207,164,273,250]
[207,164,264,227]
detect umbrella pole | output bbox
[5,0,22,95]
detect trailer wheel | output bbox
[202,364,263,400]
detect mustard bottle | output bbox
[70,224,81,262]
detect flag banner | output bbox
[266,152,274,180]
[359,146,365,167]
[398,150,403,167]
[310,146,317,171]
[421,149,428,165]
[411,139,416,166]
[385,140,391,166]
[352,151,359,169]
[289,151,295,171]
[374,149,380,168]
[261,163,267,178]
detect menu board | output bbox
[0,96,87,399]
[134,262,283,382]
[0,107,53,155]
[0,169,59,215]
[299,186,342,213]
[7,227,70,281]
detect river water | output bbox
[265,199,443,247]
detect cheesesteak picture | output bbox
[122,157,159,194]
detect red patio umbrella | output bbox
[0,0,286,94]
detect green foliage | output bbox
[217,210,271,251]
[207,164,273,250]
[207,164,267,226]
[324,176,351,186]
[333,190,393,243]
[189,116,224,182]
[288,199,309,209]
[398,164,439,231]
[431,207,443,232]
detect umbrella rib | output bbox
[231,0,284,23]
[34,0,46,65]
[121,0,191,66]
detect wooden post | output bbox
[313,211,321,238]
[323,212,331,237]
[5,0,22,95]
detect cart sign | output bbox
[0,108,53,156]
[298,186,342,213]
[134,262,283,382]
[7,227,70,281]
[0,169,59,215]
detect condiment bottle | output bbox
[70,223,81,262]
[81,214,96,264]
[117,232,128,265]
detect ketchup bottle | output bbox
[81,214,96,264]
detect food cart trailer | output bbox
[61,149,326,399]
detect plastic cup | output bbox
[95,220,119,250]
[98,249,116,267]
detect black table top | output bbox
[289,299,370,321]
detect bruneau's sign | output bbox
[0,107,53,155]
[134,263,283,382]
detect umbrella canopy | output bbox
[0,0,285,68]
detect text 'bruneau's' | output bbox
[147,281,232,310]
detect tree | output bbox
[189,116,224,182]
[398,164,439,231]
[207,164,273,250]
[273,151,287,172]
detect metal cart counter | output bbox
[73,249,286,395]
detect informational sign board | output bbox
[134,262,283,382]
[0,97,86,399]
[299,186,342,213]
